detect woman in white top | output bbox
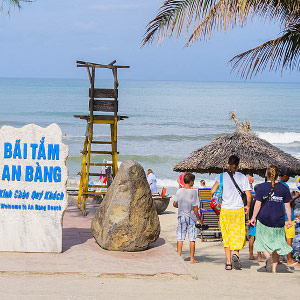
[211,155,251,270]
[147,169,158,194]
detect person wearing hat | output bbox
[279,167,300,266]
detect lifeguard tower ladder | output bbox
[74,60,129,215]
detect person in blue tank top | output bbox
[279,167,300,266]
[250,165,292,273]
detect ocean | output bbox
[0,78,299,194]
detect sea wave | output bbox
[67,154,182,164]
[255,131,300,144]
[64,133,225,143]
[157,178,179,188]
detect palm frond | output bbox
[141,0,218,47]
[229,23,300,78]
[1,0,32,11]
[142,0,300,47]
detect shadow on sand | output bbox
[160,211,176,215]
[257,264,293,273]
[62,227,93,252]
[148,237,166,249]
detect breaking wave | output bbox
[255,131,300,144]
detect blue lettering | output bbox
[11,165,21,181]
[13,140,22,159]
[48,144,59,160]
[25,166,34,181]
[2,165,10,181]
[23,143,27,159]
[34,164,43,182]
[37,143,46,160]
[4,143,12,158]
[43,166,53,182]
[30,144,38,159]
[53,167,61,182]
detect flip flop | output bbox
[265,257,273,273]
[287,262,299,267]
[232,254,242,270]
[225,264,232,270]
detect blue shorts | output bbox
[177,215,197,242]
[249,224,256,237]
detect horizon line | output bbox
[0,76,299,85]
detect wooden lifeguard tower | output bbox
[74,60,129,215]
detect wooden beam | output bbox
[90,100,118,113]
[77,60,130,69]
[89,88,118,99]
[74,114,128,121]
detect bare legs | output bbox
[272,251,279,273]
[249,236,265,261]
[190,241,199,264]
[177,241,199,264]
[264,251,280,273]
[286,238,297,265]
[257,252,265,262]
[224,247,239,264]
[249,236,255,260]
[177,241,183,256]
[225,247,231,264]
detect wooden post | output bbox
[75,60,129,216]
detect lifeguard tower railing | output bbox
[74,60,129,215]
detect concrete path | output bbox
[0,199,299,299]
[0,203,193,279]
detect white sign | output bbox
[0,124,68,253]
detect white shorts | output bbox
[177,215,197,242]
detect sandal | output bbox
[225,264,232,270]
[232,254,242,270]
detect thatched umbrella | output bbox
[173,112,300,177]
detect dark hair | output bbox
[279,167,291,177]
[228,155,240,166]
[184,172,195,184]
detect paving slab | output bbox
[0,203,195,279]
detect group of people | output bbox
[172,154,299,273]
[177,173,207,189]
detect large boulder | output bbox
[91,160,160,251]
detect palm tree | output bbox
[1,0,30,10]
[142,0,300,78]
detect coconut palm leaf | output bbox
[142,0,300,46]
[142,0,217,46]
[1,0,31,10]
[229,22,300,78]
[142,0,300,77]
[187,0,300,44]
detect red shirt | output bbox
[178,173,185,188]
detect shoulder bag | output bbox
[227,171,247,206]
[210,173,223,215]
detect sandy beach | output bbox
[0,196,298,300]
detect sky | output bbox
[0,0,298,82]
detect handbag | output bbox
[210,173,223,215]
[227,171,247,206]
